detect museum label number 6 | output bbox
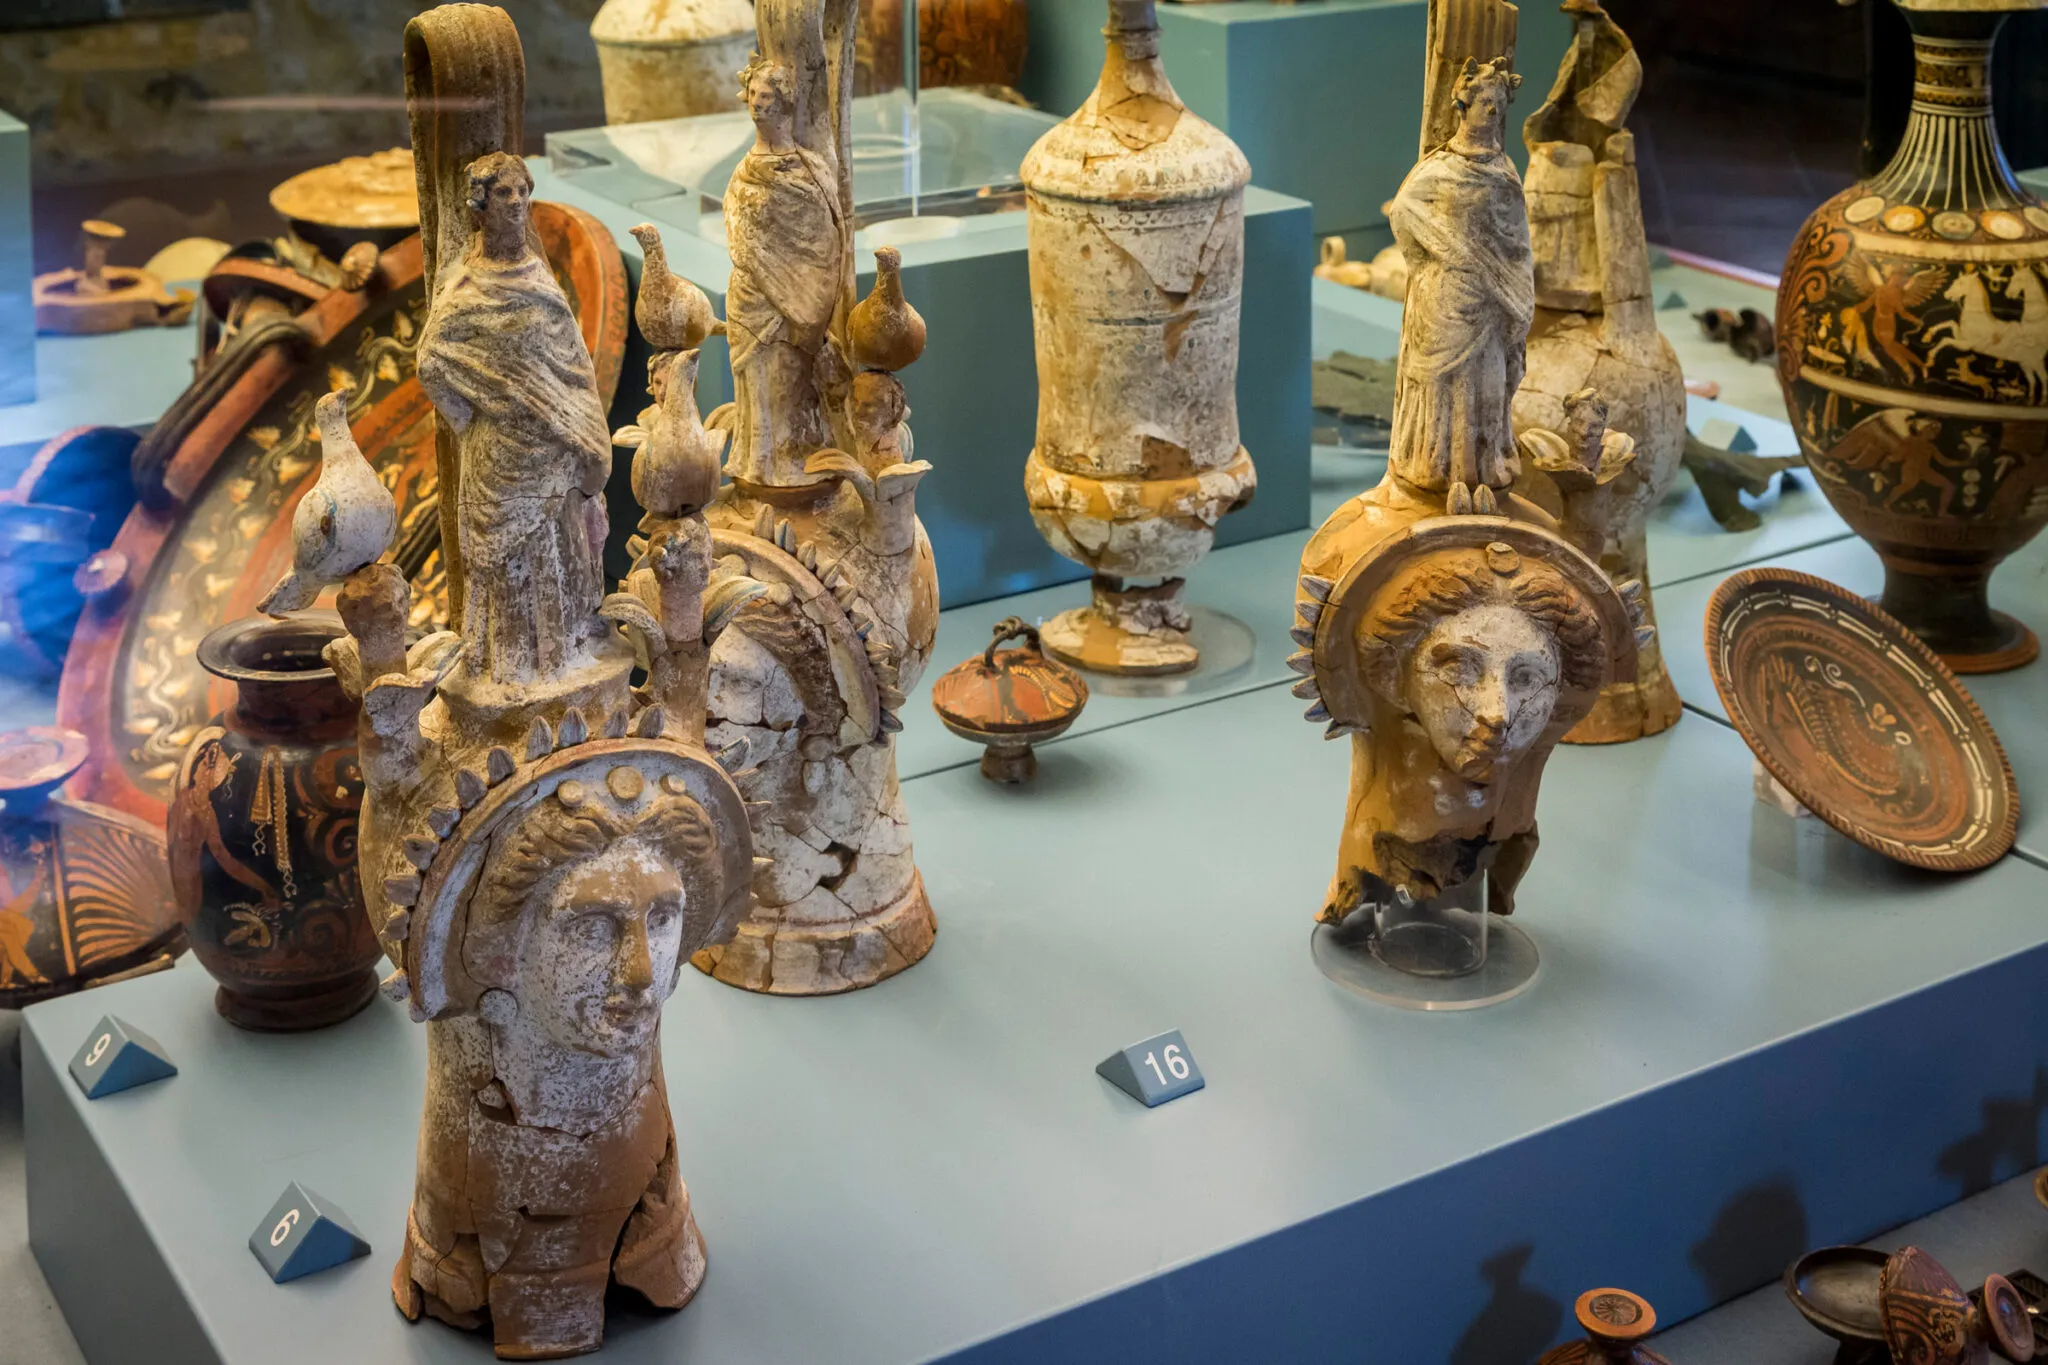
[1098,1029,1205,1108]
[270,1208,301,1247]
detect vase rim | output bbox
[198,612,345,686]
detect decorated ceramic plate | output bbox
[1705,568,2017,872]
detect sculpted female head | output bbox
[472,773,720,1058]
[1451,57,1522,152]
[1358,543,1605,783]
[739,55,797,143]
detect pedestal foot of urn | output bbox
[692,870,936,994]
[979,744,1037,784]
[1562,656,1683,744]
[1879,563,2039,674]
[1040,577,1199,676]
[1934,612,2039,675]
[215,967,379,1032]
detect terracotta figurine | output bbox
[1392,56,1532,496]
[1512,0,1688,743]
[1296,32,1642,953]
[1020,0,1258,675]
[679,0,943,995]
[264,8,757,1356]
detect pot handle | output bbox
[983,616,1040,670]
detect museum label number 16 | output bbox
[1097,1029,1206,1107]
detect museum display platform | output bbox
[1021,0,1575,237]
[26,252,2048,1359]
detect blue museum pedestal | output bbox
[1022,0,1575,237]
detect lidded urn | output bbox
[1776,0,2048,673]
[1020,0,1257,675]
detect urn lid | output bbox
[590,0,755,45]
[1535,1289,1673,1365]
[931,617,1089,743]
[1020,0,1250,205]
[270,149,418,232]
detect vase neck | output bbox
[1097,0,1183,114]
[1870,18,2028,212]
[231,675,356,742]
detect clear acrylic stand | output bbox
[1310,871,1540,1011]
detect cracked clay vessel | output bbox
[1020,0,1257,675]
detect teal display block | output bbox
[1,110,35,407]
[530,159,1313,611]
[1022,0,1574,237]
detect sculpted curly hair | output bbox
[475,785,720,930]
[464,151,533,216]
[1358,552,1606,704]
[738,53,796,111]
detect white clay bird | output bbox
[629,223,720,353]
[629,348,725,519]
[259,391,397,615]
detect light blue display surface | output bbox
[0,110,33,408]
[25,669,2048,1363]
[1022,0,1574,236]
[528,159,1315,612]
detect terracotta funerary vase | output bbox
[1777,0,2048,673]
[1020,0,1257,675]
[170,614,382,1030]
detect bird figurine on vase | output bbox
[257,391,397,615]
[629,221,721,352]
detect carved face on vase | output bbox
[469,777,721,1062]
[1360,543,1607,790]
[521,842,684,1058]
[1407,601,1561,782]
